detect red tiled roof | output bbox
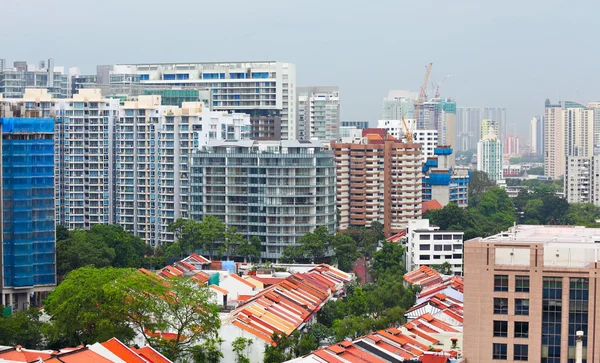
[0,347,53,362]
[422,200,443,214]
[45,347,114,363]
[230,273,256,289]
[403,266,443,287]
[250,276,285,286]
[210,284,228,295]
[186,253,211,264]
[418,355,450,363]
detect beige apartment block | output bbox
[464,225,600,363]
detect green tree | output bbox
[55,229,116,281]
[199,215,226,259]
[264,333,296,363]
[0,308,43,348]
[168,218,199,257]
[221,227,243,260]
[56,225,70,241]
[232,337,253,363]
[191,338,224,363]
[331,233,359,272]
[370,242,405,280]
[300,226,333,263]
[432,261,453,275]
[237,236,262,263]
[43,267,136,347]
[468,170,495,206]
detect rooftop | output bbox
[481,224,600,244]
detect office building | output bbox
[464,224,600,362]
[423,146,470,208]
[98,61,296,140]
[341,121,369,129]
[406,219,464,275]
[297,86,340,141]
[530,116,543,155]
[504,135,520,155]
[377,119,438,163]
[418,97,457,151]
[381,90,418,120]
[0,115,56,311]
[457,107,507,152]
[544,100,595,179]
[331,129,423,237]
[189,140,336,259]
[478,137,503,181]
[0,59,69,99]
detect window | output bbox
[514,344,528,361]
[495,275,509,292]
[434,245,443,251]
[494,298,508,314]
[493,343,507,360]
[419,244,430,251]
[444,244,452,251]
[515,299,529,316]
[420,255,431,261]
[434,234,443,240]
[516,276,530,293]
[514,322,529,338]
[493,321,508,337]
[419,234,430,240]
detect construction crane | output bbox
[434,72,454,98]
[402,62,432,142]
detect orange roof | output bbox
[250,276,285,286]
[403,266,443,287]
[187,253,211,264]
[45,347,114,363]
[418,355,450,363]
[132,346,172,363]
[0,347,53,362]
[101,338,147,363]
[422,200,443,214]
[209,284,229,295]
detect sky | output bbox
[2,0,600,140]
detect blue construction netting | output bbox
[2,118,56,288]
[434,147,453,156]
[427,173,452,185]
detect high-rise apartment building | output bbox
[504,135,520,155]
[544,100,595,179]
[457,107,507,152]
[478,138,503,181]
[0,59,69,99]
[297,86,340,142]
[331,129,423,237]
[189,140,336,259]
[418,98,457,151]
[381,90,418,120]
[341,121,369,129]
[377,119,438,163]
[464,224,600,363]
[116,96,251,246]
[0,115,56,311]
[481,119,499,139]
[98,62,296,140]
[530,116,543,155]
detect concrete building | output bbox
[0,59,69,99]
[464,224,600,363]
[381,90,418,120]
[98,61,296,140]
[339,126,363,141]
[457,107,507,152]
[116,96,251,246]
[423,147,470,208]
[406,219,464,275]
[341,120,369,129]
[478,137,503,181]
[418,97,457,151]
[0,115,56,311]
[544,100,596,179]
[565,156,593,204]
[331,129,423,237]
[297,86,340,141]
[504,135,520,155]
[377,119,438,163]
[481,118,499,140]
[530,116,543,155]
[190,139,336,259]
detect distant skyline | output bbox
[2,0,599,140]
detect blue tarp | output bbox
[1,118,54,133]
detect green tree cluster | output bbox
[0,308,43,349]
[56,224,157,281]
[43,267,221,362]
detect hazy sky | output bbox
[2,0,599,139]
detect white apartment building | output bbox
[477,137,503,181]
[4,89,119,230]
[100,61,296,140]
[480,119,499,140]
[116,95,251,246]
[544,100,598,179]
[381,90,418,120]
[377,119,437,163]
[297,86,340,142]
[406,219,464,275]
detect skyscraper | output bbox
[297,86,340,141]
[0,114,56,311]
[504,136,520,155]
[381,90,418,120]
[98,61,296,140]
[477,125,503,181]
[457,107,507,152]
[418,98,457,150]
[0,59,69,99]
[530,116,544,155]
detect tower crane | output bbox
[401,62,432,142]
[434,72,454,98]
